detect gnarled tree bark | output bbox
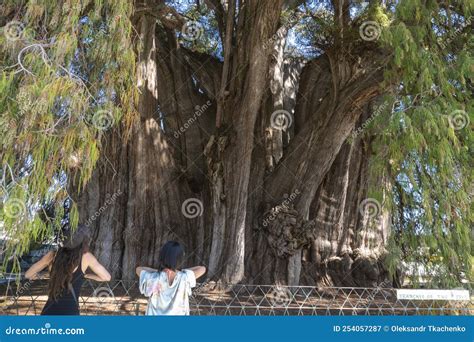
[75,1,394,288]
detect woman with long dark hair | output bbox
[25,224,111,315]
[136,241,206,315]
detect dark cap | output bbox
[62,224,91,249]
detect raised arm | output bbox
[83,252,111,282]
[136,266,157,277]
[186,266,206,280]
[25,251,55,280]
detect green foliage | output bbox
[370,0,473,287]
[0,0,136,273]
[0,0,471,289]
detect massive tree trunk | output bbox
[75,1,393,286]
[204,0,286,284]
[75,6,199,280]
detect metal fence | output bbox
[1,280,472,316]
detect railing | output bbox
[0,280,472,316]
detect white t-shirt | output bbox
[139,269,196,315]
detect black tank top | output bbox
[41,255,85,315]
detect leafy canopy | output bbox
[0,0,472,286]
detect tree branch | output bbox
[215,0,235,128]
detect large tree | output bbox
[1,0,472,288]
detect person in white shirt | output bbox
[136,241,206,315]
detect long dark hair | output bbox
[48,225,90,300]
[157,241,184,272]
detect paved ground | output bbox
[1,280,472,316]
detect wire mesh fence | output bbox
[0,279,472,316]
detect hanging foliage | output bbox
[0,0,137,272]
